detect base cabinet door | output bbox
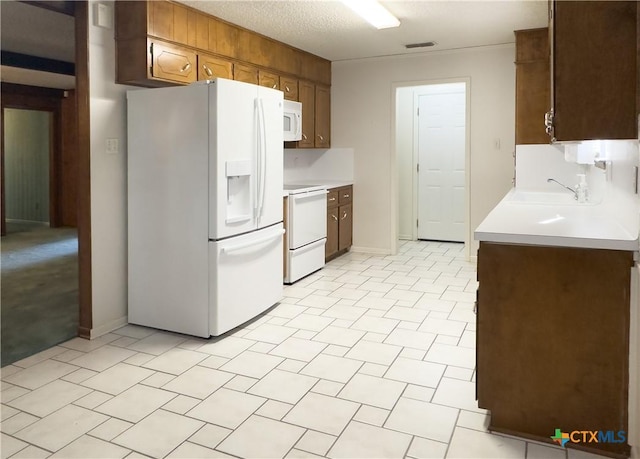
[477,242,632,457]
[326,206,339,259]
[338,204,352,251]
[325,186,352,261]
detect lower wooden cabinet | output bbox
[477,242,632,457]
[326,185,353,261]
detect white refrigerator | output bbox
[127,78,284,338]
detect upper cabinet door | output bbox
[298,80,315,148]
[259,70,280,90]
[515,28,550,145]
[198,53,233,80]
[150,40,197,84]
[315,84,331,148]
[550,1,638,141]
[280,76,299,101]
[234,63,259,85]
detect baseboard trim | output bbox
[350,246,391,255]
[90,316,128,339]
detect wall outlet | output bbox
[106,138,119,155]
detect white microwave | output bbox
[283,100,302,141]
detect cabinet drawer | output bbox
[338,186,352,205]
[327,189,339,208]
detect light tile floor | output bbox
[0,241,599,458]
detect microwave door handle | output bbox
[295,113,302,138]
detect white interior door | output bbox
[417,83,466,242]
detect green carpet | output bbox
[1,222,79,366]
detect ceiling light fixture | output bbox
[342,0,400,30]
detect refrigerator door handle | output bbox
[254,98,262,221]
[258,98,268,220]
[220,228,285,254]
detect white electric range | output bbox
[283,184,327,283]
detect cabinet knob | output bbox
[318,135,324,142]
[331,214,338,221]
[272,84,277,89]
[302,133,307,140]
[341,211,347,220]
[285,86,290,92]
[329,197,336,202]
[203,65,213,77]
[180,62,191,73]
[343,194,350,199]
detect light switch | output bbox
[106,138,119,155]
[93,2,113,29]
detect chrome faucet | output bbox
[547,178,577,200]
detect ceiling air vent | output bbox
[405,41,437,49]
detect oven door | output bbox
[288,189,327,249]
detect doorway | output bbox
[1,99,79,365]
[394,79,470,250]
[4,108,53,229]
[416,83,466,242]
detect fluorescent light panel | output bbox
[342,0,400,30]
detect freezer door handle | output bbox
[220,229,284,254]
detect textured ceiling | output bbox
[176,0,549,61]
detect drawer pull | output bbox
[272,84,277,89]
[331,214,338,221]
[180,62,191,72]
[318,135,324,141]
[202,65,213,77]
[285,86,290,92]
[329,197,336,202]
[341,211,348,220]
[302,133,307,140]
[343,194,350,199]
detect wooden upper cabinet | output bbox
[298,80,315,148]
[115,0,332,134]
[198,53,233,81]
[234,63,259,85]
[195,13,209,50]
[550,1,638,141]
[280,76,298,101]
[149,0,173,40]
[315,84,331,148]
[515,28,550,145]
[259,70,280,90]
[150,40,197,84]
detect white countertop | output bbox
[475,189,639,251]
[283,180,353,198]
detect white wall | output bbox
[395,87,414,240]
[284,148,354,183]
[332,45,516,256]
[88,0,134,336]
